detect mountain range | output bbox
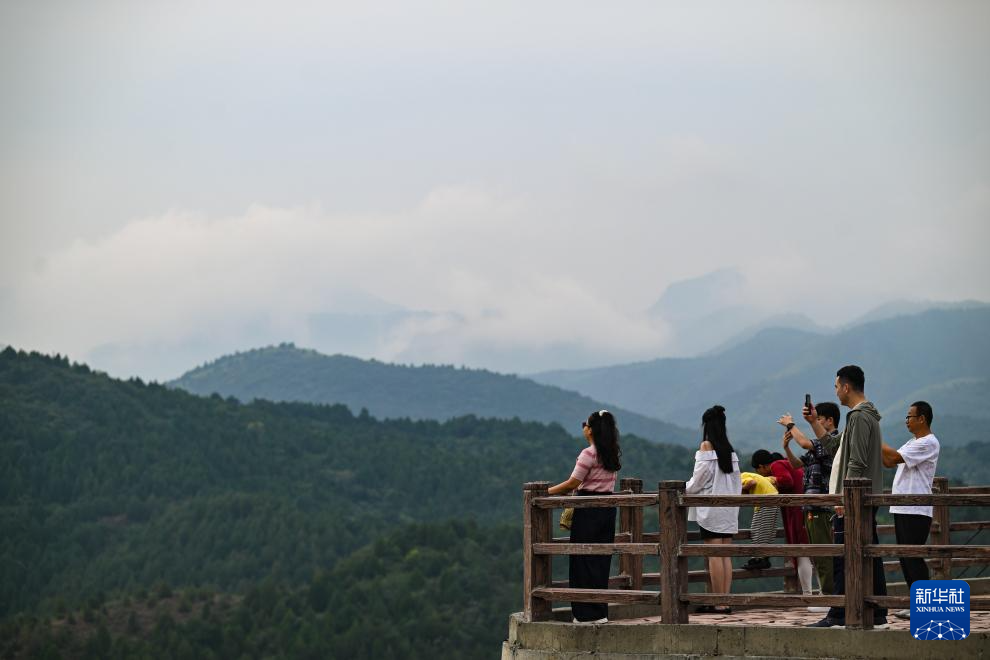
[533,306,990,449]
[169,306,989,452]
[170,345,697,446]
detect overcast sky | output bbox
[1,1,988,380]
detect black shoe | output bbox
[806,617,844,628]
[695,605,717,614]
[743,557,771,571]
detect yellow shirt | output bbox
[741,472,777,511]
[741,472,777,494]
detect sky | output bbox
[1,1,988,380]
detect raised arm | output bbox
[783,432,803,469]
[803,404,826,439]
[778,414,813,450]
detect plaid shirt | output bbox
[800,430,839,510]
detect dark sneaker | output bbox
[806,617,844,628]
[743,557,772,570]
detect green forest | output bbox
[2,347,987,659]
[1,348,696,659]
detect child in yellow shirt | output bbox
[741,471,779,570]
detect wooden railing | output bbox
[522,476,990,629]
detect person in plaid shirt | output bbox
[779,401,841,609]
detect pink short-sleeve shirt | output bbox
[570,445,617,493]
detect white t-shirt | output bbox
[890,433,940,517]
[685,450,742,534]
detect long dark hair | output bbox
[701,405,734,474]
[588,410,621,472]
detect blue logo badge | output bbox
[910,579,970,640]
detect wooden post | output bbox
[523,481,552,622]
[619,478,644,590]
[843,478,871,629]
[932,476,951,580]
[659,480,688,624]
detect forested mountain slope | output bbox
[170,344,696,446]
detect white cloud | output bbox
[4,159,989,379]
[3,189,675,375]
[2,2,988,377]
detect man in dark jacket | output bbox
[807,365,888,628]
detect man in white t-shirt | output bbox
[881,400,940,619]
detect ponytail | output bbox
[702,404,735,473]
[588,410,621,472]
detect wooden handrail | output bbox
[949,485,990,494]
[520,475,990,626]
[863,545,990,558]
[534,542,659,556]
[683,593,845,607]
[866,494,990,506]
[532,587,658,605]
[533,493,658,508]
[679,543,843,557]
[680,494,841,507]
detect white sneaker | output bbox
[893,609,910,620]
[572,617,608,624]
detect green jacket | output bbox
[832,401,884,494]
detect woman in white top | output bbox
[685,405,741,611]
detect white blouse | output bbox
[685,450,742,534]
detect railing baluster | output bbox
[842,477,867,629]
[619,478,644,590]
[859,478,876,629]
[523,481,552,622]
[659,480,688,624]
[932,476,951,579]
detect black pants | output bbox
[569,502,617,621]
[894,513,932,589]
[827,512,888,622]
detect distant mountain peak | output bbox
[647,267,746,322]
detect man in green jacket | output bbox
[807,365,889,628]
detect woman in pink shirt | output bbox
[548,410,622,623]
